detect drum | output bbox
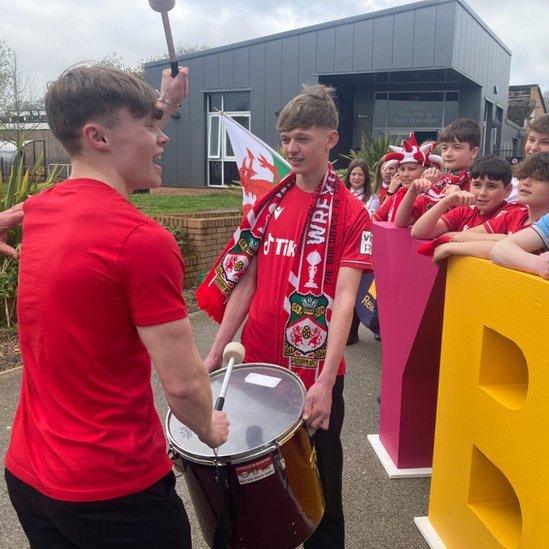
[166,363,325,549]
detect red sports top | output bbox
[5,179,187,502]
[483,203,532,234]
[441,202,511,232]
[412,171,472,222]
[373,187,407,222]
[241,184,373,389]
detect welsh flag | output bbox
[220,112,290,215]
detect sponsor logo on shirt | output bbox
[263,232,297,257]
[273,206,284,220]
[360,231,373,255]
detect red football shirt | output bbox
[241,184,373,389]
[373,187,407,222]
[412,171,472,221]
[483,203,531,234]
[6,179,187,502]
[441,202,510,232]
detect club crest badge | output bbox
[284,292,329,367]
[214,230,259,295]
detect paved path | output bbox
[0,312,429,548]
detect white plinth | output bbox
[414,516,446,548]
[367,434,432,478]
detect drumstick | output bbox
[148,0,180,77]
[214,342,245,411]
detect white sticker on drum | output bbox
[235,456,275,485]
[244,372,281,388]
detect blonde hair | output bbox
[277,84,339,132]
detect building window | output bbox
[373,91,459,144]
[207,92,251,187]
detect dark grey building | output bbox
[145,0,513,188]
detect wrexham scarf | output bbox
[196,164,345,373]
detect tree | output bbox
[0,41,40,151]
[96,44,210,81]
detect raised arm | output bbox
[203,256,258,372]
[394,179,431,227]
[138,318,229,448]
[157,67,189,129]
[412,191,474,239]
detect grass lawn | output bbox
[130,191,242,216]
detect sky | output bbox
[1,0,547,99]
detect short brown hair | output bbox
[513,152,549,181]
[45,65,160,156]
[438,118,481,148]
[276,84,339,132]
[527,114,549,137]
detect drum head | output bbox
[167,364,306,464]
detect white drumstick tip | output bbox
[223,342,245,365]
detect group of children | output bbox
[343,114,549,345]
[345,113,549,278]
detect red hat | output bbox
[382,132,442,169]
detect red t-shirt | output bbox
[373,187,407,222]
[412,171,472,221]
[6,179,187,502]
[441,202,511,232]
[241,184,373,389]
[483,203,531,234]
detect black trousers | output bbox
[304,375,345,549]
[5,469,191,549]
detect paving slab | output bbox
[0,311,429,548]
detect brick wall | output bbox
[155,211,241,288]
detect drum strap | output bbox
[212,466,233,549]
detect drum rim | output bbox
[166,363,307,465]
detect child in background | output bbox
[395,119,480,227]
[344,158,380,215]
[508,114,549,202]
[373,132,441,222]
[373,159,398,203]
[432,152,549,261]
[412,156,513,239]
[344,160,379,345]
[490,213,549,279]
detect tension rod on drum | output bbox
[214,342,246,411]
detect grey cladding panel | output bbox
[372,15,394,70]
[233,48,250,88]
[434,2,455,67]
[281,36,300,103]
[188,57,206,187]
[334,24,354,72]
[265,40,283,144]
[316,28,336,74]
[219,51,234,88]
[353,19,373,71]
[413,6,436,67]
[393,11,414,69]
[204,54,219,89]
[249,43,266,138]
[299,33,317,86]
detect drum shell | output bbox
[176,424,324,548]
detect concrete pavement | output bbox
[0,311,429,548]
